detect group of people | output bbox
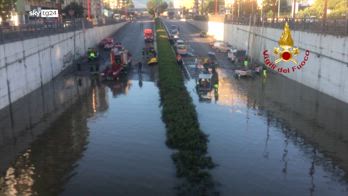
[142,46,157,58]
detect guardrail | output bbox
[226,17,348,36]
[190,15,348,36]
[0,18,126,44]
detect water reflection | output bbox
[242,73,348,176]
[102,76,132,98]
[187,69,348,195]
[0,88,92,195]
[0,75,91,174]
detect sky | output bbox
[133,0,147,8]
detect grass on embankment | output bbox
[155,19,217,195]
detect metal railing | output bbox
[0,18,126,44]
[225,16,348,36]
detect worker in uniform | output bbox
[176,54,183,65]
[244,59,249,67]
[138,62,143,73]
[88,48,97,61]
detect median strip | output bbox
[155,19,217,195]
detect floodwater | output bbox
[166,19,348,195]
[185,73,348,195]
[0,18,176,195]
[1,17,348,196]
[0,78,175,196]
[60,80,175,196]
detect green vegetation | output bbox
[298,0,347,19]
[155,19,217,195]
[0,0,16,22]
[147,0,168,17]
[62,2,84,18]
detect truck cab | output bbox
[144,28,154,42]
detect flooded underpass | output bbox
[1,15,348,196]
[0,18,176,195]
[165,19,348,195]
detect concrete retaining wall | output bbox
[188,20,348,104]
[0,75,92,173]
[0,22,127,110]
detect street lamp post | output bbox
[215,0,218,15]
[323,0,328,29]
[292,0,296,19]
[277,0,280,19]
[69,9,76,65]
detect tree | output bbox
[297,0,347,19]
[168,1,174,8]
[262,0,277,20]
[62,2,84,18]
[205,0,224,14]
[0,0,16,22]
[126,0,135,8]
[147,0,168,17]
[230,0,258,18]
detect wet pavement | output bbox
[165,19,348,195]
[0,18,176,195]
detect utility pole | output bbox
[277,0,280,19]
[260,0,263,22]
[201,0,204,15]
[346,0,348,34]
[237,0,240,18]
[215,0,218,15]
[88,0,91,19]
[323,0,328,26]
[292,0,296,19]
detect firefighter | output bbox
[263,66,267,77]
[176,54,182,65]
[88,48,96,61]
[138,62,143,73]
[244,59,249,67]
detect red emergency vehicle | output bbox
[101,46,132,80]
[144,28,154,42]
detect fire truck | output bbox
[144,28,154,42]
[101,46,132,80]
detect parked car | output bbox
[212,41,230,53]
[175,39,185,48]
[170,25,178,31]
[170,29,178,35]
[176,45,188,55]
[228,49,247,63]
[200,31,207,37]
[209,39,220,47]
[173,34,180,41]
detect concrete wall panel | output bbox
[0,22,127,110]
[188,20,348,103]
